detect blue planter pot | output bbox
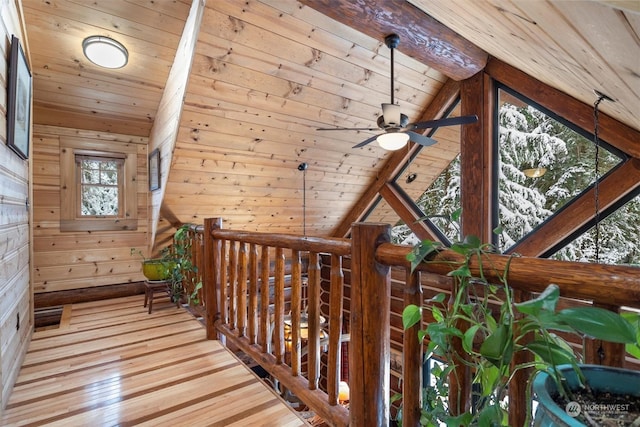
[533,364,640,426]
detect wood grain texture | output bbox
[298,0,488,81]
[0,295,308,427]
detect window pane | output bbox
[77,156,122,217]
[552,193,640,265]
[101,169,118,185]
[81,186,119,216]
[496,88,622,252]
[82,168,100,184]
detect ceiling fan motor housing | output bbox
[377,113,409,130]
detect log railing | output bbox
[202,218,354,427]
[197,218,640,427]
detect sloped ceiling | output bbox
[22,0,640,241]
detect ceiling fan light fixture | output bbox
[83,36,128,69]
[377,132,409,150]
[523,167,547,178]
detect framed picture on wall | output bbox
[149,149,160,191]
[6,35,32,160]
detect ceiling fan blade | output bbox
[406,131,438,147]
[317,126,379,131]
[352,134,380,149]
[408,115,478,130]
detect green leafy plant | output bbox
[161,224,202,305]
[401,236,638,426]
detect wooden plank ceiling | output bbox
[22,0,640,240]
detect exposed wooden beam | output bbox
[331,79,461,238]
[379,182,439,241]
[298,0,488,81]
[460,71,493,241]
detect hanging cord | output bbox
[592,91,613,263]
[298,162,308,237]
[593,95,603,263]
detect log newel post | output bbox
[403,269,423,427]
[349,222,391,427]
[203,217,222,340]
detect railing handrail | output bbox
[376,242,640,309]
[210,228,351,256]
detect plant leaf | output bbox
[514,284,559,316]
[430,293,446,304]
[558,307,636,343]
[478,402,504,426]
[462,324,480,354]
[402,304,422,330]
[480,324,513,366]
[432,306,444,323]
[525,339,576,366]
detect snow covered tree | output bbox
[391,90,639,265]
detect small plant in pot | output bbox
[401,235,639,426]
[130,248,171,281]
[160,224,203,305]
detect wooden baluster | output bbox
[219,238,228,326]
[403,268,423,427]
[248,243,259,344]
[203,218,221,340]
[350,223,391,427]
[195,229,204,306]
[327,254,344,406]
[228,240,237,331]
[274,247,285,365]
[260,246,271,353]
[291,249,302,376]
[307,251,321,390]
[237,242,247,337]
[509,289,533,427]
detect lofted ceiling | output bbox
[22,0,640,241]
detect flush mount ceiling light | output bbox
[82,36,128,69]
[377,132,410,151]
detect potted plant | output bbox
[533,364,640,426]
[130,248,171,281]
[401,235,639,426]
[161,224,202,305]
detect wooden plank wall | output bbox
[0,0,32,413]
[149,0,205,250]
[31,125,149,293]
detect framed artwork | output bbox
[6,35,32,160]
[149,149,160,191]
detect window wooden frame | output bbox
[60,137,138,232]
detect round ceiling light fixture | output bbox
[82,36,128,69]
[377,132,409,151]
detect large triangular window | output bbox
[495,86,635,263]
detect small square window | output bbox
[60,138,138,232]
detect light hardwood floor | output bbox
[1,295,309,426]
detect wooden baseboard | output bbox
[34,282,146,308]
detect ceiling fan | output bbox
[317,34,478,150]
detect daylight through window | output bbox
[77,155,124,217]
